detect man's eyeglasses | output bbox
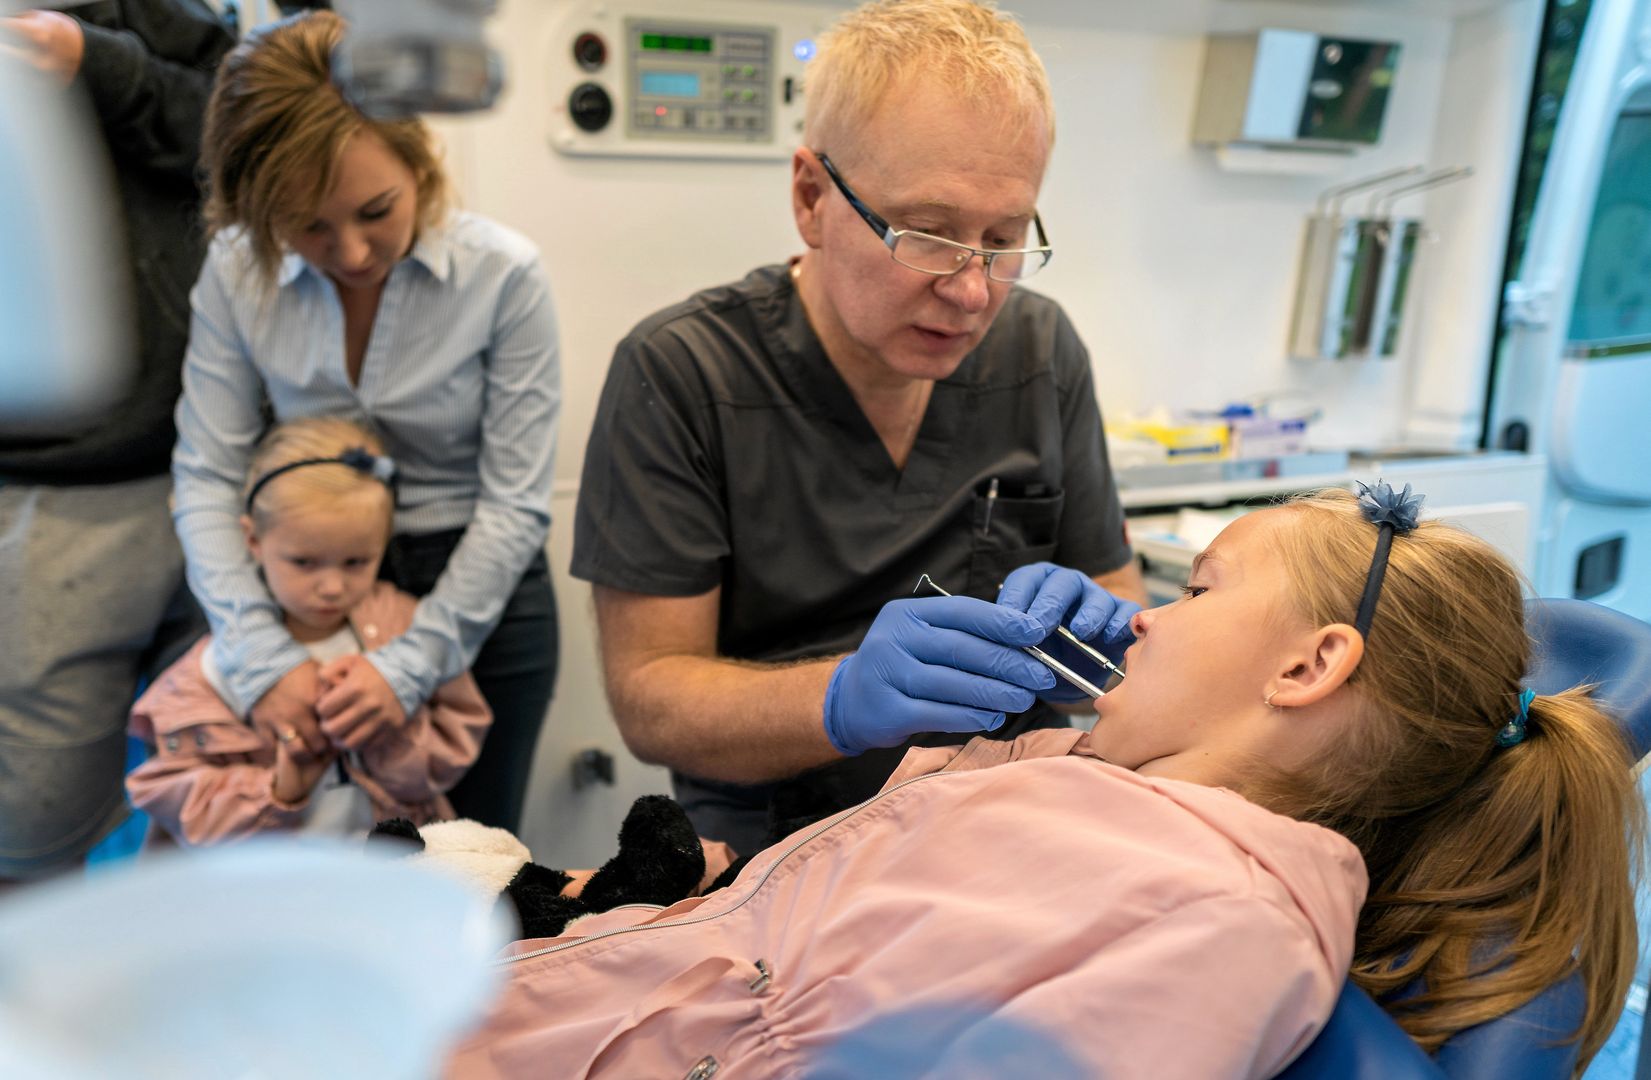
[815,152,1053,283]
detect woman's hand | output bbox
[1,11,84,86]
[272,738,335,806]
[316,655,409,750]
[250,661,329,761]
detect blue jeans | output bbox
[379,529,557,833]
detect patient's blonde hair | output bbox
[201,10,451,285]
[1260,490,1641,1068]
[803,0,1054,164]
[243,416,394,540]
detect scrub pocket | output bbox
[966,487,1063,595]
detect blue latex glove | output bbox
[996,562,1143,703]
[823,595,1057,757]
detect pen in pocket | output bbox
[981,477,999,537]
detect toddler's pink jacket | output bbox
[447,729,1367,1079]
[127,582,491,844]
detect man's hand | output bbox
[997,562,1143,703]
[316,655,408,751]
[250,662,328,762]
[1,12,85,86]
[822,594,1055,757]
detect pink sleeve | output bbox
[125,750,306,847]
[933,895,1344,1079]
[359,669,492,803]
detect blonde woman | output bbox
[131,417,490,843]
[172,11,558,832]
[448,487,1639,1078]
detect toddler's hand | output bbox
[317,655,408,750]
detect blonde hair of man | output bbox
[200,10,451,285]
[803,0,1055,165]
[242,416,394,541]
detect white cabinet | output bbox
[1122,451,1547,602]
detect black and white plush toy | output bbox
[369,795,706,939]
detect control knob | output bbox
[568,81,613,132]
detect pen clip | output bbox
[980,477,999,538]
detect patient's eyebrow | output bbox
[1190,548,1223,577]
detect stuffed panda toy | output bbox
[369,795,706,940]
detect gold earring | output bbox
[1265,690,1279,709]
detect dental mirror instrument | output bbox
[1052,624,1127,683]
[914,575,1108,698]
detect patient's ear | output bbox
[1267,623,1364,709]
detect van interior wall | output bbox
[426,0,1540,866]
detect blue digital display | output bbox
[640,71,701,98]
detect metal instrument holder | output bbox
[1363,167,1474,356]
[1288,166,1424,360]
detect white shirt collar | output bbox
[276,217,454,288]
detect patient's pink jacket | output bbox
[447,729,1367,1079]
[126,582,491,844]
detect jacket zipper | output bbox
[499,771,944,965]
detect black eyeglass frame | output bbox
[815,152,1053,282]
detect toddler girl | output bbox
[128,418,492,844]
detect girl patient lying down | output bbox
[443,488,1641,1078]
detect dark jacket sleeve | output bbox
[74,0,235,180]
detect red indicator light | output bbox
[655,105,667,116]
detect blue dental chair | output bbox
[1278,598,1651,1080]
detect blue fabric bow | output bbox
[339,446,397,485]
[1355,480,1425,534]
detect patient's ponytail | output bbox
[1265,491,1642,1067]
[1355,689,1640,1060]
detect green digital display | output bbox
[641,33,713,53]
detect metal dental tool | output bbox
[1054,624,1128,684]
[914,574,1110,699]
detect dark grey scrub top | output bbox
[572,264,1133,852]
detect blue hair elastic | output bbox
[1352,480,1425,639]
[1496,687,1535,748]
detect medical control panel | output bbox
[625,23,774,141]
[548,1,833,160]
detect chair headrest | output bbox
[1525,598,1651,759]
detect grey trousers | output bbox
[0,474,202,879]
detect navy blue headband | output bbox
[1352,480,1424,639]
[244,447,398,515]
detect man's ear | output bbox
[240,514,260,557]
[791,147,826,248]
[1268,623,1364,709]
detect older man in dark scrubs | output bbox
[572,0,1148,854]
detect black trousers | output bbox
[379,529,557,833]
